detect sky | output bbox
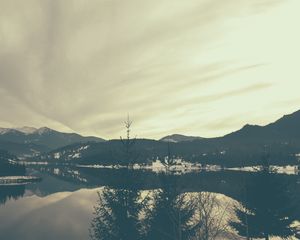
[0,0,300,140]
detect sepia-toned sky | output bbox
[0,0,300,139]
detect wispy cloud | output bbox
[0,0,299,138]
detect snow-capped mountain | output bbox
[0,127,67,135]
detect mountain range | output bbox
[1,109,300,166]
[28,109,300,167]
[0,127,105,157]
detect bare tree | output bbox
[120,115,137,167]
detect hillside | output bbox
[224,110,300,141]
[0,127,105,157]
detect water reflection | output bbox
[90,173,235,240]
[0,188,97,240]
[143,175,197,240]
[143,174,232,240]
[0,166,299,239]
[89,169,146,240]
[0,150,26,176]
[0,185,25,205]
[90,187,143,240]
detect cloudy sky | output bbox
[0,0,300,139]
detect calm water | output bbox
[0,166,300,240]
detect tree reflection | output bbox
[89,186,144,240]
[90,116,146,240]
[143,174,196,240]
[90,118,234,239]
[89,173,232,240]
[144,174,232,240]
[0,150,25,176]
[0,185,25,205]
[231,169,298,240]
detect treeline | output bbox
[33,136,300,167]
[75,138,299,167]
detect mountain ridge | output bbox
[2,109,300,166]
[34,109,300,167]
[224,109,300,140]
[0,126,105,157]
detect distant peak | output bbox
[36,127,53,134]
[0,126,55,135]
[160,134,202,142]
[16,126,38,134]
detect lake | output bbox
[0,165,300,240]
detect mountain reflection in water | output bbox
[0,167,299,240]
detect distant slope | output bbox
[160,134,203,143]
[224,109,300,141]
[0,127,105,157]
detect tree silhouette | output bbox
[90,116,145,240]
[0,185,25,205]
[120,115,137,167]
[143,174,196,240]
[89,187,145,240]
[192,192,232,240]
[231,170,297,240]
[143,173,232,240]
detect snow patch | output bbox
[72,153,81,159]
[51,145,89,161]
